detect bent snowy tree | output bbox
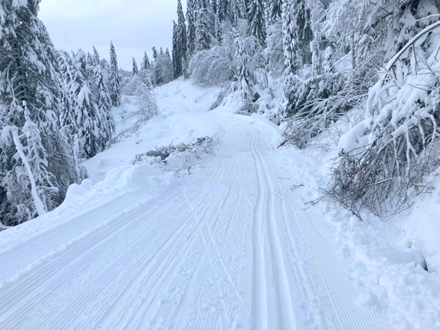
[326,21,440,217]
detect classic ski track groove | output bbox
[263,135,392,330]
[249,127,269,330]
[254,132,297,330]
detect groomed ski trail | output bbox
[0,86,393,330]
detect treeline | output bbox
[0,0,121,225]
[171,0,440,217]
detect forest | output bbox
[1,0,440,225]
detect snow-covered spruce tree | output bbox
[265,12,284,76]
[229,0,246,26]
[215,0,232,41]
[109,42,122,106]
[177,0,188,77]
[234,0,247,22]
[153,47,163,85]
[269,0,282,23]
[21,106,59,212]
[57,50,77,139]
[91,48,115,150]
[215,9,223,43]
[164,48,174,81]
[282,0,302,106]
[154,48,167,86]
[325,5,440,217]
[132,57,139,76]
[247,0,266,47]
[152,46,158,62]
[69,49,114,159]
[235,33,254,113]
[172,20,182,79]
[57,50,86,181]
[216,0,231,23]
[0,0,81,225]
[195,6,212,51]
[72,50,99,159]
[186,0,197,57]
[142,52,150,71]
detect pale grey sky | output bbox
[39,0,187,70]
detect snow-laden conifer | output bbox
[142,52,151,71]
[0,0,81,225]
[186,0,197,57]
[109,42,122,106]
[132,58,139,76]
[247,0,266,47]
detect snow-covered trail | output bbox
[0,86,392,329]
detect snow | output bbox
[0,79,438,330]
[84,80,220,182]
[328,207,440,330]
[309,96,440,330]
[77,84,91,106]
[385,21,440,71]
[338,119,371,152]
[12,0,27,8]
[403,171,440,273]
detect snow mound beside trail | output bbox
[403,171,440,273]
[331,211,440,330]
[63,179,94,205]
[288,89,440,330]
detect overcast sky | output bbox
[39,0,187,70]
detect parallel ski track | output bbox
[249,126,297,330]
[254,130,297,330]
[260,127,393,330]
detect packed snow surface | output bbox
[0,80,427,329]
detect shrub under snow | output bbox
[326,22,440,217]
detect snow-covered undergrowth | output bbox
[133,136,215,175]
[210,77,285,124]
[208,64,440,327]
[281,119,440,329]
[0,79,220,252]
[219,62,440,328]
[304,105,440,330]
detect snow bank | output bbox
[328,209,440,330]
[402,172,440,273]
[295,88,440,330]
